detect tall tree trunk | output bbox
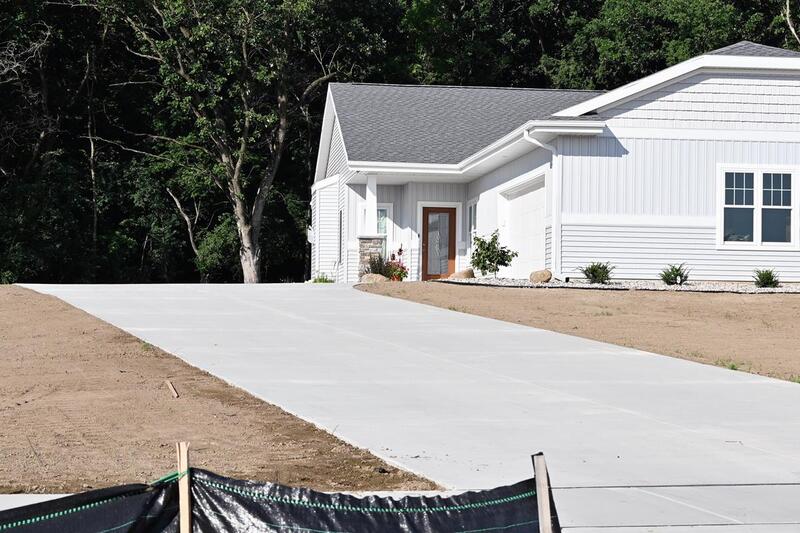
[238,224,261,283]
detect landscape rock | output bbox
[449,268,475,279]
[529,269,552,283]
[360,273,389,283]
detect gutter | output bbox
[523,129,563,280]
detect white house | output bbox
[309,41,800,282]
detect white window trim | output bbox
[716,163,800,251]
[358,201,395,249]
[466,197,478,249]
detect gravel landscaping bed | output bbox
[437,277,800,294]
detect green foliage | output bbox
[753,268,780,288]
[386,260,408,281]
[1,0,797,284]
[579,262,615,284]
[660,263,690,285]
[365,254,390,277]
[470,231,518,277]
[312,273,334,283]
[541,0,796,90]
[196,215,241,282]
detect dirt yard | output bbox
[359,282,800,382]
[0,286,435,494]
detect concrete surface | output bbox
[0,494,66,512]
[23,283,800,531]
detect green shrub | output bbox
[579,262,615,284]
[312,273,334,283]
[754,268,780,288]
[470,230,518,277]
[365,254,390,277]
[0,271,16,284]
[660,263,690,286]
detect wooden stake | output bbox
[165,379,179,398]
[532,452,553,533]
[176,442,191,533]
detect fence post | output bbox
[176,442,191,533]
[531,452,553,533]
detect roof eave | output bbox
[347,120,605,177]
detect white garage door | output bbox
[504,181,545,279]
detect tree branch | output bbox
[787,0,800,45]
[166,187,200,257]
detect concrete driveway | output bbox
[25,283,800,532]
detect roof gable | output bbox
[329,83,603,165]
[555,41,800,118]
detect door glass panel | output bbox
[427,212,450,275]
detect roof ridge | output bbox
[706,40,800,57]
[329,82,604,93]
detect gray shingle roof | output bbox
[707,40,800,58]
[330,83,604,164]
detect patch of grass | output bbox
[312,273,334,283]
[594,309,613,317]
[753,268,780,288]
[140,341,154,351]
[660,263,690,286]
[715,358,747,371]
[788,375,800,384]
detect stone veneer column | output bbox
[358,236,385,275]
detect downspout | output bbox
[523,130,563,279]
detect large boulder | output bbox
[360,273,389,283]
[449,268,475,279]
[529,269,552,283]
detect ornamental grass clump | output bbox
[753,268,780,288]
[579,262,615,284]
[660,263,690,286]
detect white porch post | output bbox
[365,174,378,234]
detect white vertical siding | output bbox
[601,72,800,130]
[560,136,800,217]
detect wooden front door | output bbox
[422,207,456,280]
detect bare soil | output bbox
[0,286,436,493]
[359,281,800,382]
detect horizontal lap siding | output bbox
[316,184,339,278]
[604,72,800,130]
[562,224,800,281]
[326,117,348,178]
[544,226,552,270]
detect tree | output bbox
[470,231,518,277]
[93,0,390,282]
[787,0,800,45]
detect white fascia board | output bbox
[553,55,800,118]
[347,120,605,176]
[313,89,336,183]
[311,174,339,192]
[527,120,605,135]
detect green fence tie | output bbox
[151,469,188,485]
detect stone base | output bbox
[358,236,385,274]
